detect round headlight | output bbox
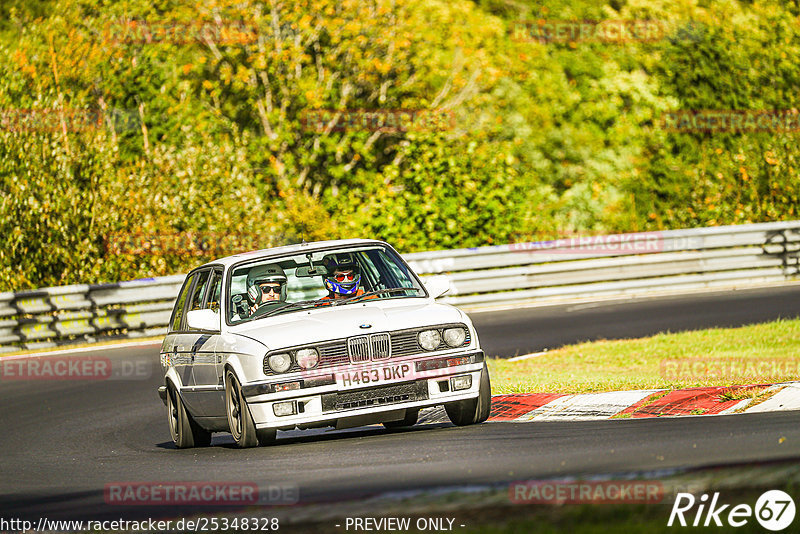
[268,353,292,373]
[443,327,467,347]
[418,329,442,351]
[295,348,319,369]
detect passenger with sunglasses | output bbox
[320,254,365,301]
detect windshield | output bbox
[226,244,425,324]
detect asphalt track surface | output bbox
[2,285,800,522]
[473,284,800,357]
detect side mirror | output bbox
[424,275,451,299]
[186,309,220,331]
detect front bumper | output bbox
[242,351,485,430]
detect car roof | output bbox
[197,238,388,270]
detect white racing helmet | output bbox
[246,263,287,303]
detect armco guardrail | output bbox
[411,221,800,307]
[1,221,798,352]
[0,275,185,352]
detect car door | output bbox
[163,272,197,388]
[190,268,226,417]
[173,268,214,415]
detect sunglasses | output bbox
[259,284,283,294]
[333,271,356,282]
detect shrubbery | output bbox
[1,0,798,290]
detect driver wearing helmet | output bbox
[320,254,364,301]
[244,263,287,315]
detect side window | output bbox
[228,270,249,323]
[187,270,212,317]
[206,271,222,313]
[170,273,196,332]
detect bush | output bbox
[2,0,799,290]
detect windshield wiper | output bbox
[336,287,422,305]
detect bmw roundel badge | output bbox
[359,324,372,329]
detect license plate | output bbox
[336,363,413,388]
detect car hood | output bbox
[226,299,465,351]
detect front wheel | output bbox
[167,384,212,448]
[225,370,259,448]
[225,370,275,447]
[444,363,491,426]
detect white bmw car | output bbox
[158,239,491,448]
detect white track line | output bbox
[1,339,163,360]
[507,351,549,362]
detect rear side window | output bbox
[188,270,212,314]
[170,273,196,332]
[206,270,222,313]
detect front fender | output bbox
[218,333,268,385]
[454,306,482,351]
[222,354,250,384]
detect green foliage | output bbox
[1,0,799,290]
[333,135,525,251]
[620,0,800,228]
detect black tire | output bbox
[383,408,420,429]
[225,370,260,448]
[167,384,212,448]
[444,363,491,426]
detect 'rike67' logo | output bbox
[668,490,796,531]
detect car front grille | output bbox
[370,333,391,360]
[319,342,349,365]
[390,331,421,358]
[347,336,371,363]
[263,324,470,375]
[347,333,391,363]
[321,381,428,412]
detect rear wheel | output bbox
[444,363,491,426]
[167,384,211,448]
[225,370,275,447]
[383,408,419,429]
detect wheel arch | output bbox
[222,354,248,384]
[164,366,184,391]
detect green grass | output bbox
[718,386,768,402]
[487,318,800,394]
